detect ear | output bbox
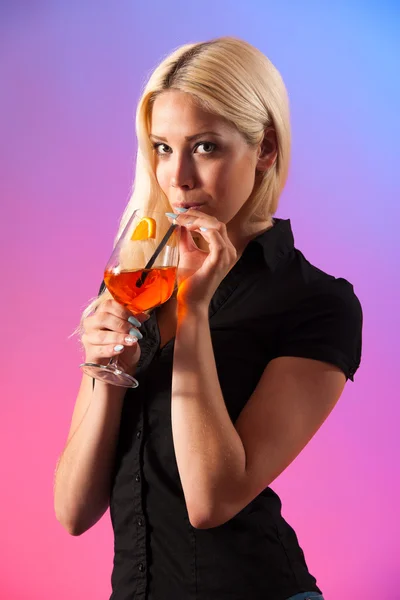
[256,128,278,172]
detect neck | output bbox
[229,217,274,259]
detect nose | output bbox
[170,153,195,190]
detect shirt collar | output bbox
[245,217,295,271]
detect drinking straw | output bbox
[135,222,178,288]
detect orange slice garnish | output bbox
[131,217,156,241]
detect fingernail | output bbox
[175,207,189,213]
[124,336,137,345]
[165,212,179,220]
[129,328,143,340]
[200,227,208,231]
[128,315,141,327]
[114,344,124,352]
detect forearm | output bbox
[54,379,125,535]
[172,304,246,528]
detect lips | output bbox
[175,203,205,210]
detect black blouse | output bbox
[105,218,362,600]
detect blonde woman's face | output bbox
[150,90,261,225]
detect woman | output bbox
[54,37,362,600]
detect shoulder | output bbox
[284,246,362,315]
[275,258,363,381]
[298,273,362,320]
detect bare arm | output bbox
[54,298,147,536]
[172,306,346,529]
[169,211,348,529]
[54,374,126,536]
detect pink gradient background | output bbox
[1,1,399,598]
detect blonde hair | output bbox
[76,36,291,332]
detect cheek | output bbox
[214,160,255,203]
[155,164,168,191]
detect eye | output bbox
[153,143,171,155]
[194,142,217,154]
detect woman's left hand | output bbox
[168,209,237,309]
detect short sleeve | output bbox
[274,278,363,381]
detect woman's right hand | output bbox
[81,299,149,376]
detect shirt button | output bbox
[136,430,141,438]
[138,563,145,572]
[135,474,141,482]
[137,517,143,526]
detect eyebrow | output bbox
[149,131,223,142]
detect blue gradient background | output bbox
[1,1,399,598]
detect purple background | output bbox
[1,1,399,598]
